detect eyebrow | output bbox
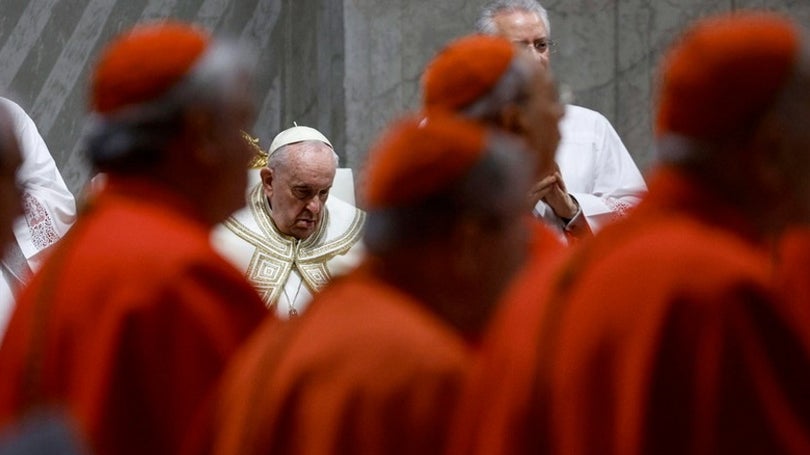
[292,184,332,193]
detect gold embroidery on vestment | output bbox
[223,184,365,307]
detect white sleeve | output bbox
[3,98,76,269]
[559,106,647,231]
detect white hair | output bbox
[477,0,551,37]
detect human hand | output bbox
[542,171,579,220]
[528,174,558,208]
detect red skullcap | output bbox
[656,12,799,141]
[92,21,210,114]
[363,114,488,209]
[423,34,517,113]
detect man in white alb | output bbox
[0,97,76,340]
[478,0,647,232]
[212,125,365,318]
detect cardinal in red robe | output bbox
[448,12,810,455]
[0,22,269,455]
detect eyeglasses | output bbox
[512,38,556,55]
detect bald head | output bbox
[0,105,23,249]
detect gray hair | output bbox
[477,0,551,37]
[84,39,254,172]
[461,55,534,121]
[364,131,531,253]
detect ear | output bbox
[449,219,485,279]
[182,109,221,166]
[260,167,274,198]
[748,117,787,196]
[497,104,526,136]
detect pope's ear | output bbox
[260,167,273,186]
[260,167,274,197]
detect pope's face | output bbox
[263,141,336,239]
[492,10,552,70]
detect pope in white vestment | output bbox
[212,126,365,319]
[0,98,76,340]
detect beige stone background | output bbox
[1,0,808,197]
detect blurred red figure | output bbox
[0,21,268,455]
[422,33,590,244]
[448,12,810,455]
[205,113,536,455]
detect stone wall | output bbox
[1,0,808,197]
[342,0,810,175]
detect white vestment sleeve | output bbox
[2,98,76,268]
[0,98,76,342]
[556,105,647,231]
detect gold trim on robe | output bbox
[221,184,365,307]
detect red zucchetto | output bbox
[363,114,488,209]
[91,21,210,114]
[422,34,517,113]
[656,11,799,141]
